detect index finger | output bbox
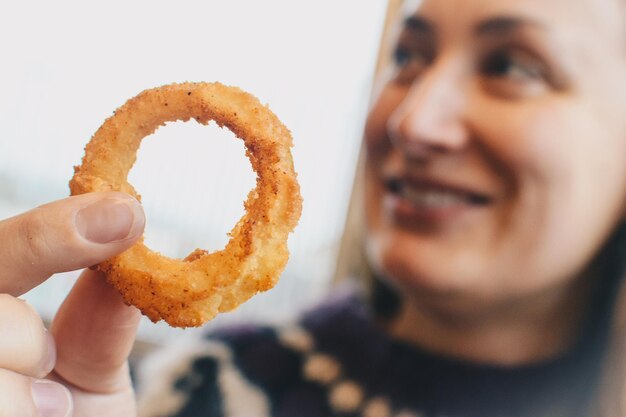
[0,192,145,296]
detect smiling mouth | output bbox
[385,177,492,209]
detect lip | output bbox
[383,175,494,225]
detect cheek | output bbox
[481,99,626,280]
[489,100,626,216]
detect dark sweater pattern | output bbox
[138,294,606,417]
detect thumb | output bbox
[0,192,145,296]
[50,268,141,394]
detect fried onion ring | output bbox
[70,82,302,327]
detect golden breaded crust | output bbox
[70,82,302,327]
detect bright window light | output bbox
[0,0,387,343]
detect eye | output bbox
[393,48,412,67]
[481,49,546,82]
[391,47,430,84]
[480,47,551,98]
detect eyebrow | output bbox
[403,16,433,34]
[475,16,547,36]
[403,15,546,38]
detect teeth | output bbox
[402,188,468,208]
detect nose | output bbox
[387,58,469,159]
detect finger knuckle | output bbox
[0,369,38,417]
[0,296,47,375]
[0,294,43,327]
[18,209,55,262]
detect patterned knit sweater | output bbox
[137,293,607,417]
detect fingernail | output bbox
[75,195,145,243]
[32,380,73,417]
[40,330,57,377]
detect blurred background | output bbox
[0,0,388,344]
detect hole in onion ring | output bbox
[128,120,255,258]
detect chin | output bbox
[366,232,500,313]
[369,235,448,289]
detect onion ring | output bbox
[70,82,302,327]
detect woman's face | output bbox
[364,0,626,310]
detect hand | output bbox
[0,192,145,417]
